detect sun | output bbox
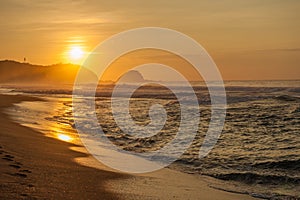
[69,46,84,60]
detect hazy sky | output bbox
[0,0,299,80]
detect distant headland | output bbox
[0,60,147,85]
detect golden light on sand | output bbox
[57,134,72,142]
[69,46,84,60]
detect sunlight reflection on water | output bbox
[57,134,72,142]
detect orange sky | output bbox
[0,0,299,80]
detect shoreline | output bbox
[0,94,259,199]
[0,94,128,199]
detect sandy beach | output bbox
[0,94,259,200]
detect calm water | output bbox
[3,80,300,199]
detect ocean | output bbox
[1,80,300,199]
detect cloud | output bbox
[275,48,300,52]
[256,48,300,52]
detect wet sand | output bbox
[0,94,258,200]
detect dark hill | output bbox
[0,60,96,85]
[117,70,145,83]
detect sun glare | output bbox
[69,46,84,60]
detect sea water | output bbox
[2,80,300,199]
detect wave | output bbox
[288,87,300,93]
[292,106,300,113]
[275,95,300,102]
[252,159,300,170]
[212,172,300,185]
